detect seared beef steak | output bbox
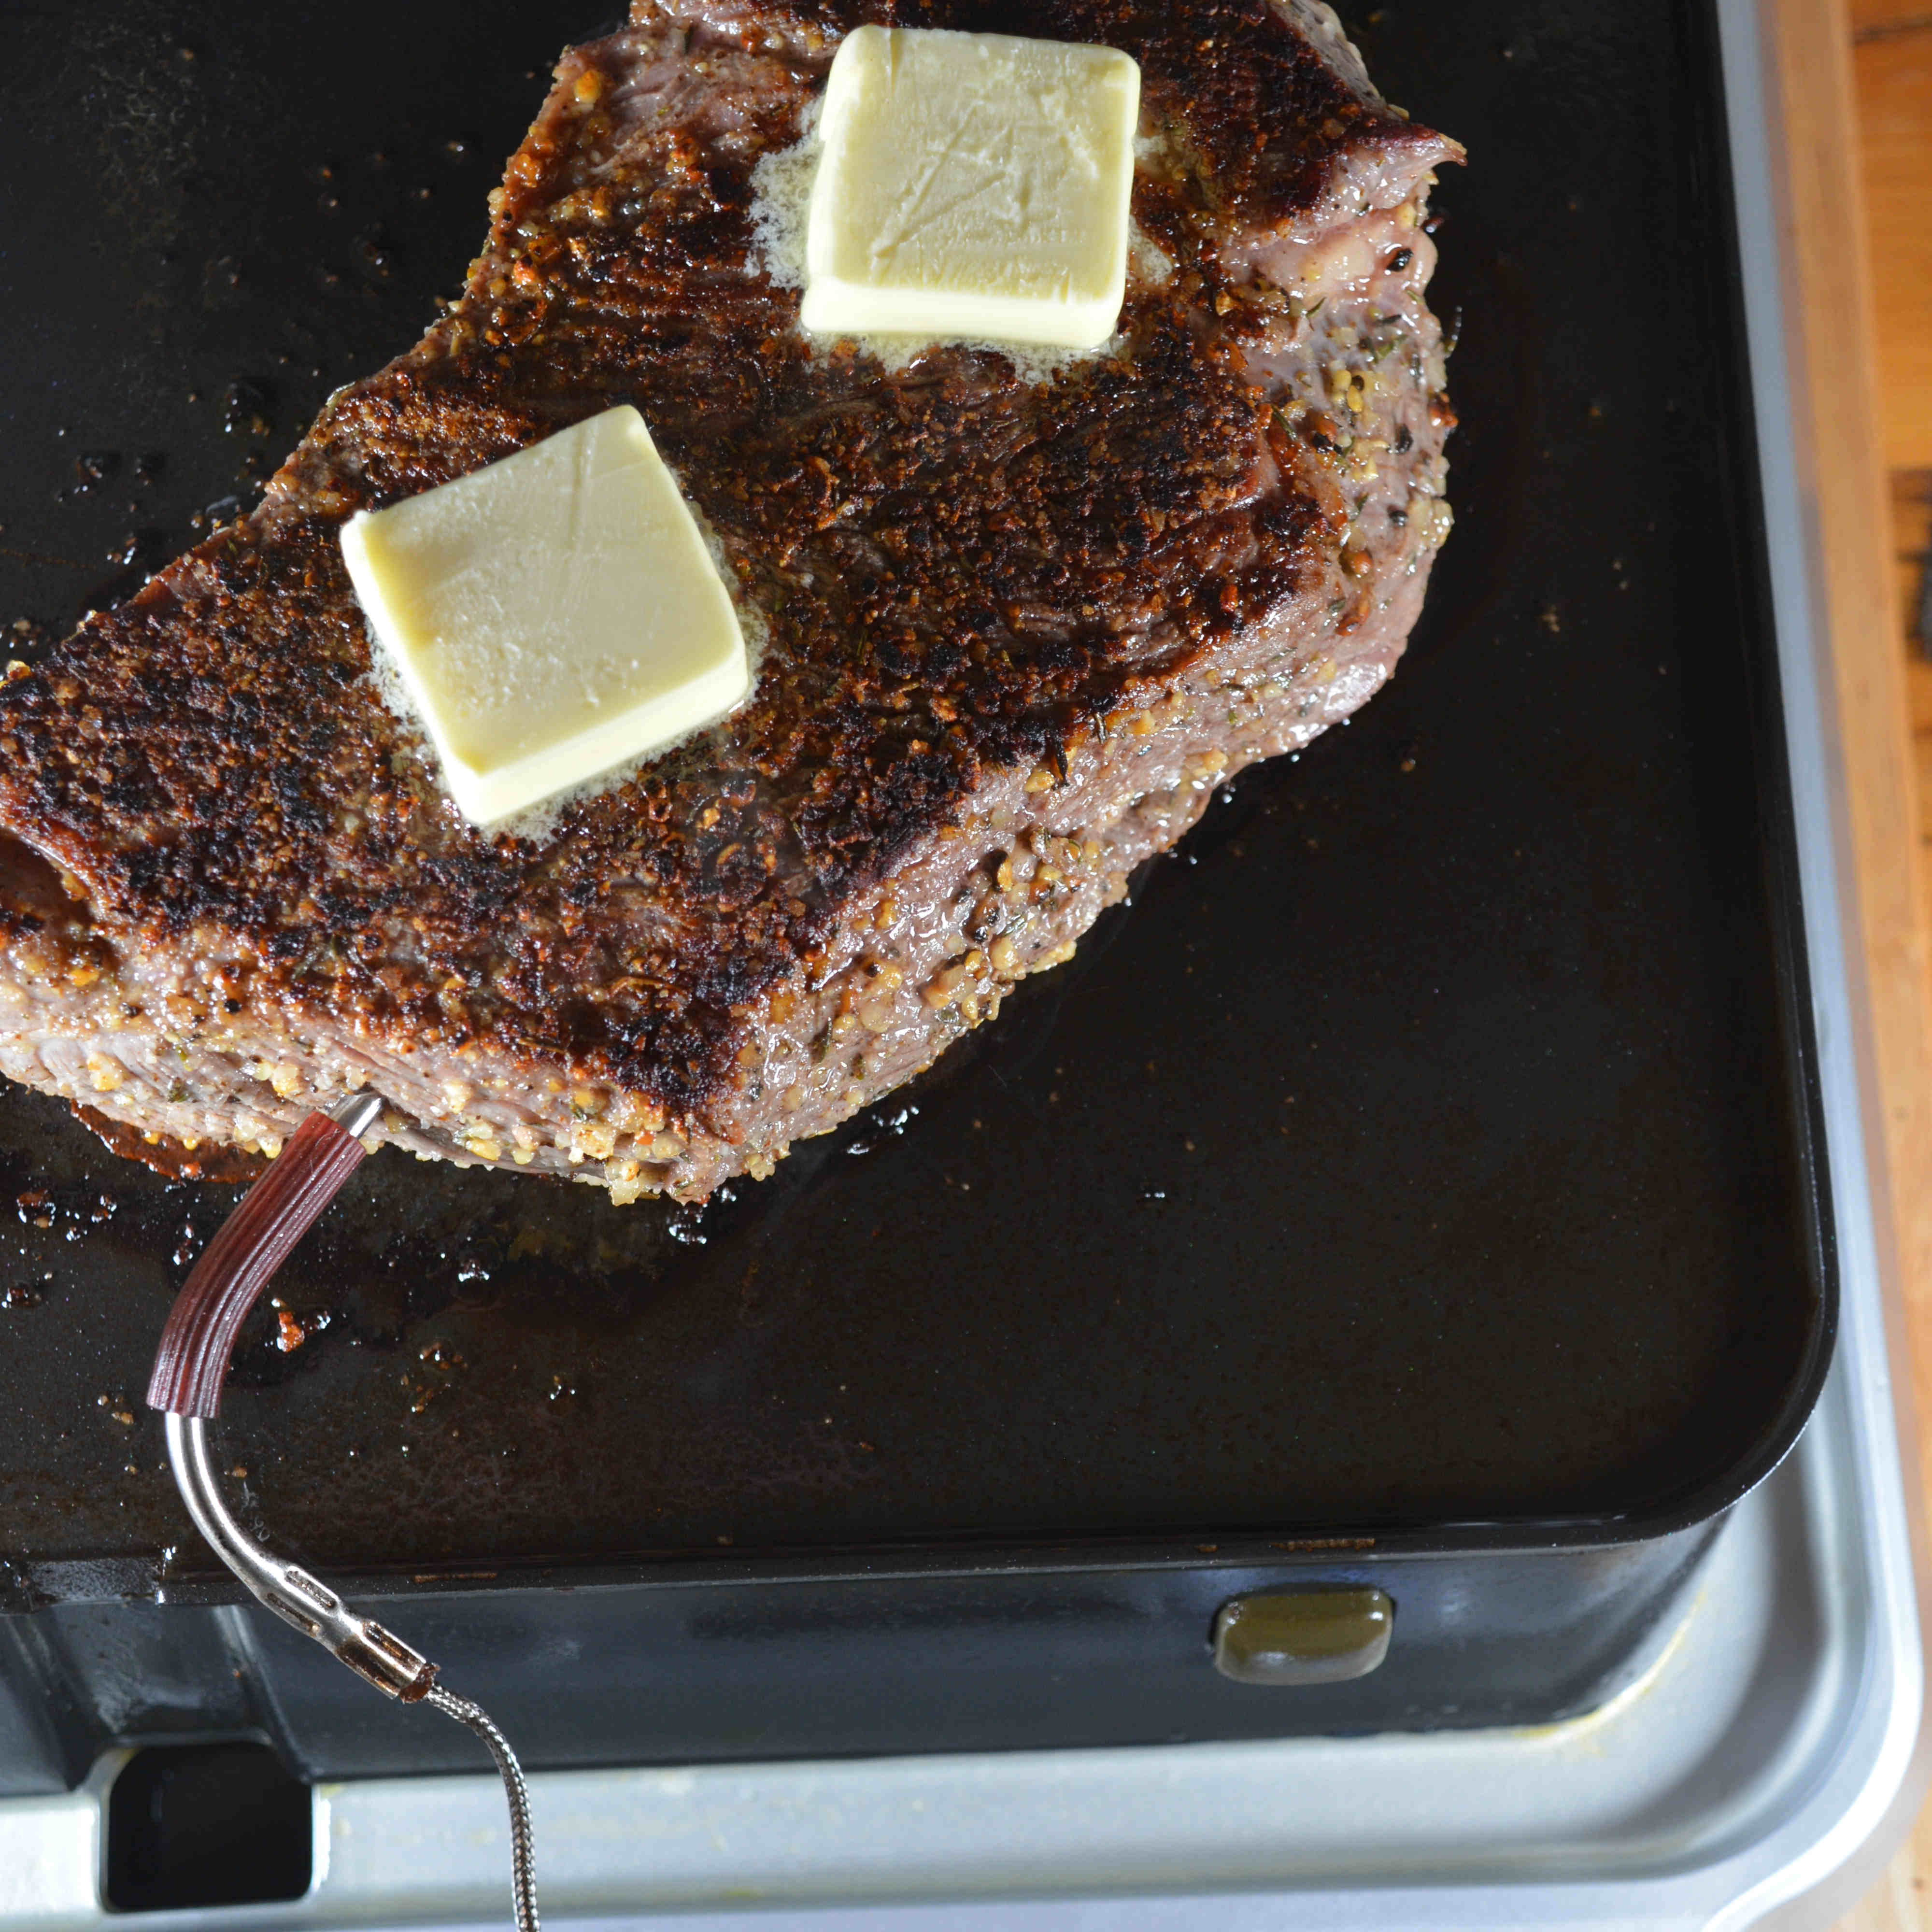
[0,0,1459,1202]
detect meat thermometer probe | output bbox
[144,1091,539,1932]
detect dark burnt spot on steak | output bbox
[0,836,70,941]
[0,1,1450,1134]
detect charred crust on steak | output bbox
[0,0,1458,1180]
[630,0,1441,241]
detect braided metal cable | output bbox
[428,1684,541,1932]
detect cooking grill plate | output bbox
[0,0,1830,1605]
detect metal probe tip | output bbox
[326,1089,385,1140]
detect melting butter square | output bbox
[801,25,1140,350]
[339,405,749,825]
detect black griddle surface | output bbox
[0,0,1831,1601]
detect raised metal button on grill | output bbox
[1212,1590,1395,1686]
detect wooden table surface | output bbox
[1782,1,1932,1926]
[1860,0,1932,910]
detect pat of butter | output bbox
[339,406,749,825]
[800,25,1140,350]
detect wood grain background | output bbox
[1786,0,1932,1925]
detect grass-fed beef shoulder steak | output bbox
[0,0,1460,1204]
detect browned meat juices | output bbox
[0,0,1460,1201]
